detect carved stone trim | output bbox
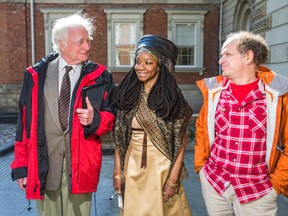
[253,15,271,33]
[253,2,266,20]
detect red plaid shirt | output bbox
[203,80,272,204]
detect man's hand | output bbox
[17,177,27,192]
[76,97,94,126]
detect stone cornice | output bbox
[0,0,220,3]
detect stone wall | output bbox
[221,0,288,77]
[0,84,21,114]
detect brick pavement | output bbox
[0,124,16,147]
[1,123,288,216]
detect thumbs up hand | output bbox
[76,97,94,126]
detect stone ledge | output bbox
[0,114,18,124]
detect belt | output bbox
[132,128,147,168]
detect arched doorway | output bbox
[234,0,254,32]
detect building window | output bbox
[176,23,196,66]
[40,8,83,55]
[104,9,146,68]
[166,9,207,72]
[115,22,136,66]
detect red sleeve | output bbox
[95,111,115,136]
[11,106,28,180]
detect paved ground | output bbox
[0,124,15,156]
[1,123,288,216]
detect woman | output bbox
[113,35,193,216]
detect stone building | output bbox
[0,0,221,114]
[220,0,288,77]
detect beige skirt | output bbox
[121,129,192,216]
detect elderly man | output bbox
[195,31,288,215]
[11,13,115,216]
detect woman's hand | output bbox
[113,174,124,193]
[162,181,177,202]
[113,149,124,193]
[162,136,186,202]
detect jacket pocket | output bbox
[78,137,102,191]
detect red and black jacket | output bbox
[11,53,116,199]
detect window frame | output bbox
[104,8,146,70]
[175,22,197,67]
[40,8,83,56]
[166,9,207,74]
[113,21,137,67]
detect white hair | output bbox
[51,13,95,53]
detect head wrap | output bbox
[136,35,178,64]
[135,35,178,73]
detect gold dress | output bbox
[121,117,192,216]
